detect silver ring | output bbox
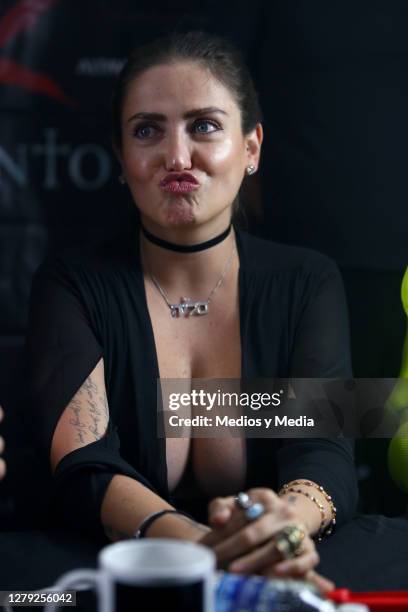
[244,502,265,522]
[235,492,253,510]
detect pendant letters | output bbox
[170,298,209,317]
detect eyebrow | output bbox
[126,107,228,124]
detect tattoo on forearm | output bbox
[68,374,109,444]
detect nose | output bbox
[163,129,192,171]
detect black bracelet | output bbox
[134,509,194,539]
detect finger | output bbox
[246,488,279,509]
[209,488,279,527]
[0,436,5,454]
[304,570,335,595]
[209,497,251,533]
[229,535,315,575]
[208,497,237,529]
[209,507,232,522]
[209,506,233,526]
[0,457,6,480]
[209,488,293,544]
[228,525,319,577]
[199,509,249,552]
[0,406,3,422]
[214,517,291,567]
[208,496,235,513]
[228,539,282,573]
[273,549,320,576]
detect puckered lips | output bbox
[159,172,200,194]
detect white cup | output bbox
[45,539,216,612]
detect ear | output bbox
[245,123,263,171]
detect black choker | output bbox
[141,224,232,253]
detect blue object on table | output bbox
[215,572,335,611]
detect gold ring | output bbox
[274,525,306,560]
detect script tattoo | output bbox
[69,374,109,444]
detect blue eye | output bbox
[133,123,157,139]
[193,120,219,134]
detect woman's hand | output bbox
[0,406,6,480]
[204,488,315,572]
[200,488,334,594]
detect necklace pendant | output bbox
[170,298,209,317]
[169,298,191,317]
[170,305,179,317]
[194,301,209,316]
[150,242,234,321]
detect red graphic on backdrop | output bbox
[0,0,75,106]
[0,0,56,46]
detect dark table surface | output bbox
[1,516,408,611]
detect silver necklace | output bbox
[149,245,235,318]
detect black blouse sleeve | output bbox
[25,254,158,539]
[276,255,358,526]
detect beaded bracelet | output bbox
[292,479,337,534]
[278,480,337,541]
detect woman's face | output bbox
[118,61,262,235]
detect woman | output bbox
[25,31,407,592]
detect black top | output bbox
[25,228,358,538]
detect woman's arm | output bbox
[26,256,211,543]
[101,474,209,541]
[50,358,109,472]
[280,257,359,526]
[51,357,209,542]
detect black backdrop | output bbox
[1,0,408,337]
[1,0,408,513]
